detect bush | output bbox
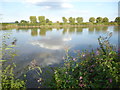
[49,33,120,88]
[1,33,26,89]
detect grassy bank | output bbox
[0,22,119,30]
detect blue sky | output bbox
[0,0,119,22]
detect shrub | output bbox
[1,33,26,89]
[50,33,120,88]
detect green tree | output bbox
[69,17,75,25]
[115,17,120,25]
[15,21,19,23]
[20,20,28,23]
[102,17,109,23]
[38,16,46,25]
[62,17,67,24]
[89,17,95,23]
[115,17,120,23]
[48,21,52,25]
[46,18,50,23]
[29,16,37,23]
[96,17,103,23]
[56,21,60,23]
[76,17,83,24]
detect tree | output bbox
[15,21,19,23]
[115,17,120,23]
[56,21,60,23]
[76,17,83,24]
[48,21,52,25]
[89,17,95,23]
[38,16,46,25]
[96,17,103,23]
[102,17,109,23]
[46,18,50,23]
[20,20,28,23]
[115,17,120,25]
[69,17,75,25]
[62,17,67,24]
[29,16,37,23]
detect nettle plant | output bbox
[0,33,26,89]
[52,32,120,88]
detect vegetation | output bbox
[47,33,120,88]
[29,16,37,23]
[89,17,95,23]
[1,17,120,28]
[0,32,43,89]
[96,17,103,23]
[69,17,76,25]
[102,17,109,23]
[76,17,83,24]
[20,20,28,24]
[115,17,120,25]
[62,17,67,24]
[1,33,26,89]
[38,16,46,25]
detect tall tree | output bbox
[62,17,67,24]
[69,17,75,25]
[102,17,109,23]
[29,16,37,23]
[96,17,103,23]
[38,16,46,25]
[89,17,95,23]
[76,17,83,24]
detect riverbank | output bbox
[1,24,120,30]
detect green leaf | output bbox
[0,60,7,62]
[5,48,12,50]
[8,45,16,47]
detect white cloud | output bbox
[61,3,74,8]
[44,6,52,9]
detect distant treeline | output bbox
[1,16,120,27]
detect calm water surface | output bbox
[1,26,118,76]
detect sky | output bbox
[0,0,119,23]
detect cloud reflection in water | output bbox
[31,35,72,50]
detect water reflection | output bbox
[102,26,108,31]
[22,26,113,37]
[76,27,83,34]
[2,26,116,37]
[39,28,52,36]
[31,28,38,36]
[114,26,120,32]
[31,35,72,50]
[69,27,76,34]
[88,27,94,34]
[1,26,118,80]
